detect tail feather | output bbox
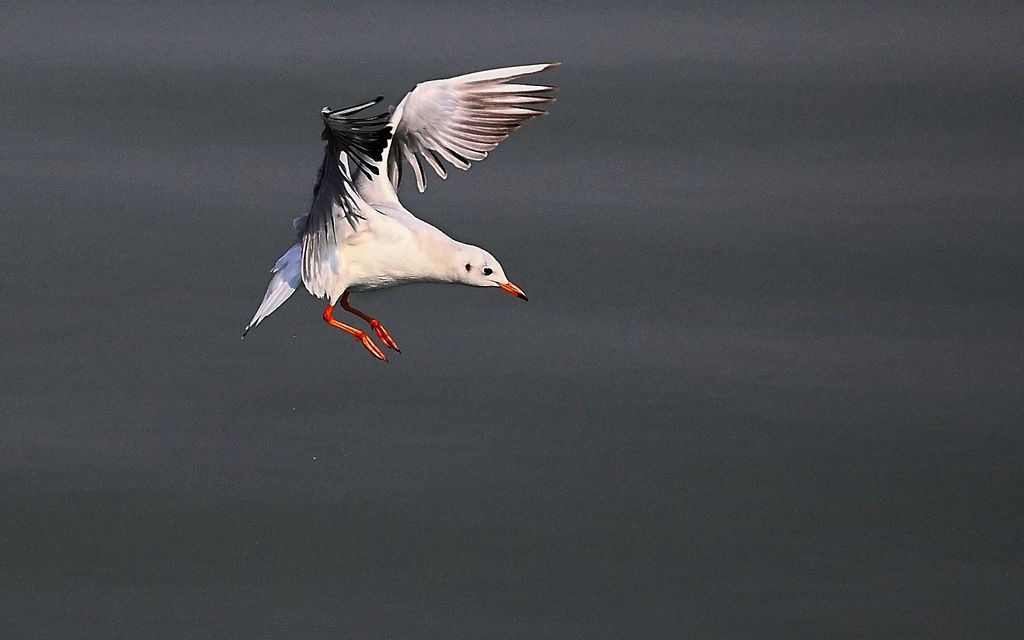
[242,244,302,337]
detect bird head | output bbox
[455,245,528,301]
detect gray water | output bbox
[2,2,1022,638]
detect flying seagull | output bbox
[242,63,558,361]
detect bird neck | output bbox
[407,227,473,284]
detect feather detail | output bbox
[380,63,557,193]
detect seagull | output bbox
[242,63,557,361]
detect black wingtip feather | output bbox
[318,97,392,179]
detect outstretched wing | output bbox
[301,98,391,299]
[382,63,557,195]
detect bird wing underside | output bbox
[384,63,557,194]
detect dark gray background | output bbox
[2,1,1022,638]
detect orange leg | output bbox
[340,292,401,352]
[323,304,388,362]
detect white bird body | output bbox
[243,63,557,360]
[336,204,457,292]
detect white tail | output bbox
[242,244,302,337]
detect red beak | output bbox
[498,281,528,301]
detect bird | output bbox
[242,63,558,361]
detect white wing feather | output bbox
[357,63,557,202]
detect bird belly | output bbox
[342,238,431,292]
[346,273,408,292]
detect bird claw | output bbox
[370,320,401,352]
[357,332,388,362]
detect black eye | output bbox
[483,267,493,276]
[465,263,472,272]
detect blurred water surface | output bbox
[1,2,1022,638]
